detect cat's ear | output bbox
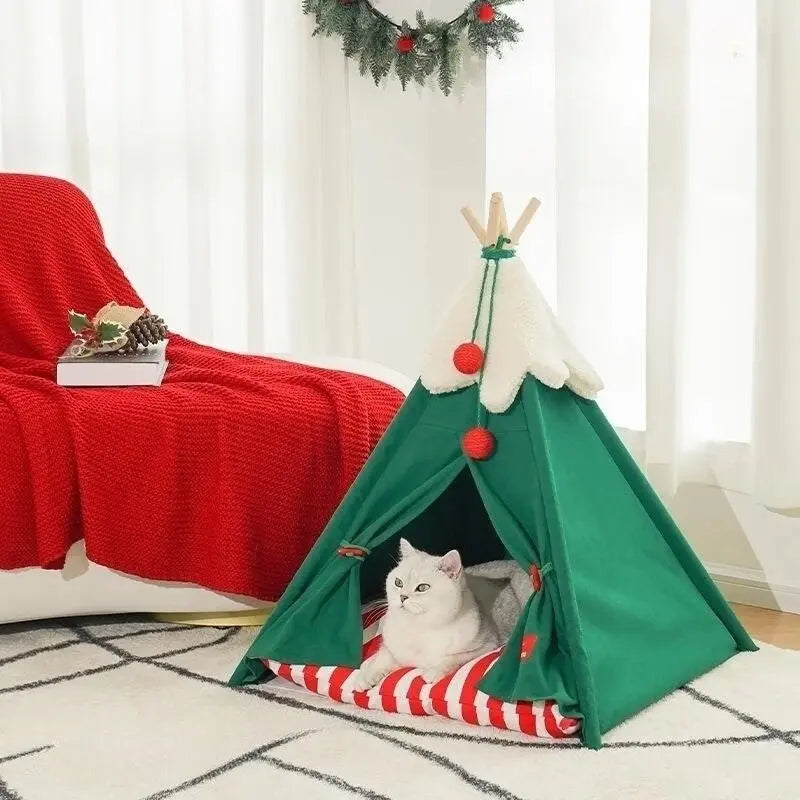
[438,550,462,580]
[399,538,415,558]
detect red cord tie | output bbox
[530,562,552,592]
[337,543,369,561]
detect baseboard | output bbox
[706,561,800,614]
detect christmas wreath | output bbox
[303,0,523,95]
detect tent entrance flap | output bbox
[360,466,510,602]
[358,463,580,722]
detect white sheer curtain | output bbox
[488,0,800,510]
[0,0,358,357]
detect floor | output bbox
[156,604,800,651]
[7,616,800,799]
[732,603,800,650]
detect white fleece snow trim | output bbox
[420,256,603,413]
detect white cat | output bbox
[353,539,501,689]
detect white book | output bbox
[57,340,168,387]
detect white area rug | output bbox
[1,617,799,800]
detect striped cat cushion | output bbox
[265,600,580,738]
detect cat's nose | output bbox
[400,594,408,603]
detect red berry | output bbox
[452,342,484,374]
[395,35,414,54]
[462,426,495,460]
[477,2,496,23]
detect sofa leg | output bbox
[150,607,273,627]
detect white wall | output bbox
[613,431,800,611]
[670,487,800,613]
[347,0,486,378]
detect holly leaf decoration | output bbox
[95,320,127,345]
[68,310,91,335]
[68,341,93,358]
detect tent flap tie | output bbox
[530,561,553,592]
[337,543,370,561]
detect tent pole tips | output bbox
[461,206,488,244]
[510,197,541,244]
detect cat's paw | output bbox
[352,671,374,692]
[353,666,385,692]
[421,668,447,684]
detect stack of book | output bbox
[57,340,169,387]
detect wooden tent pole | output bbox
[509,197,541,244]
[498,195,509,237]
[463,193,541,247]
[460,206,488,244]
[486,192,503,245]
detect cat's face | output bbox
[385,539,464,624]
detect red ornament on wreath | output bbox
[462,426,495,460]
[453,342,484,374]
[476,2,496,23]
[395,35,415,54]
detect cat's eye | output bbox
[415,583,431,592]
[394,578,403,588]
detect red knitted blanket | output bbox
[0,174,402,600]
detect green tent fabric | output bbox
[230,376,756,749]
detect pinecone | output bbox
[119,311,168,354]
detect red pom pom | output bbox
[453,342,484,374]
[476,2,496,23]
[462,426,495,460]
[395,35,415,54]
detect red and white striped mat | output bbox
[264,601,580,738]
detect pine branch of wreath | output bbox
[302,0,522,96]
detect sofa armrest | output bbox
[263,354,415,396]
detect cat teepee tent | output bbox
[230,194,756,748]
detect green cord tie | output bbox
[480,236,516,262]
[470,236,515,426]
